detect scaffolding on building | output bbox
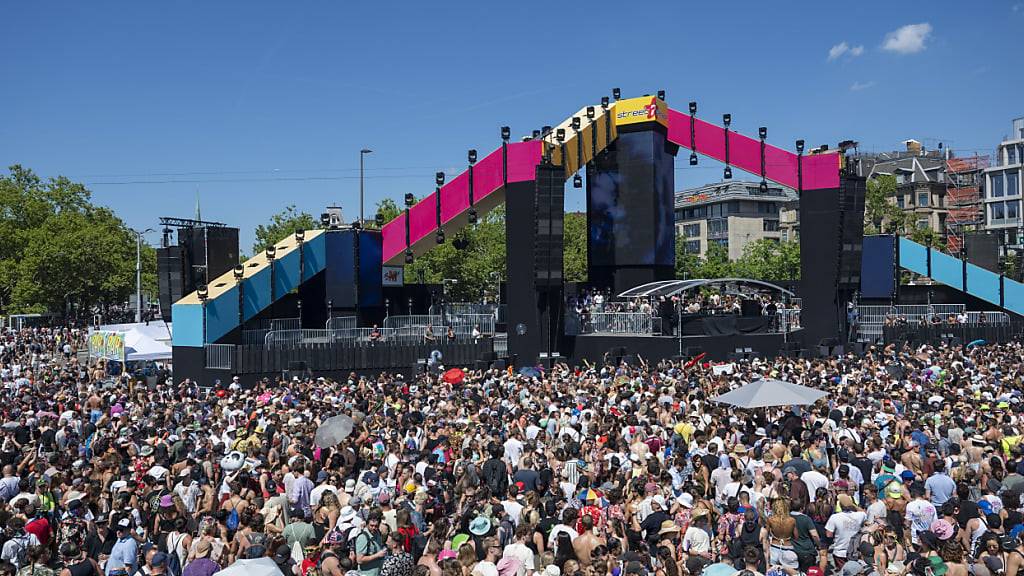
[944,154,989,254]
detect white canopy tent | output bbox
[123,328,172,361]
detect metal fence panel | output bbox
[205,344,234,370]
[325,316,358,330]
[588,312,653,334]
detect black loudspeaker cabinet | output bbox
[157,246,186,322]
[534,164,565,287]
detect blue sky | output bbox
[2,1,1022,253]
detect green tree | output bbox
[864,175,906,234]
[674,234,699,279]
[369,198,401,229]
[563,212,588,282]
[0,165,155,316]
[693,241,733,278]
[252,205,318,254]
[733,239,800,281]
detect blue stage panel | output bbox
[206,285,239,342]
[860,236,896,299]
[171,303,204,347]
[303,234,326,281]
[274,249,300,297]
[1005,279,1024,316]
[930,249,964,291]
[898,237,928,276]
[243,266,272,320]
[359,231,383,307]
[966,263,1000,305]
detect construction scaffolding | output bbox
[944,154,989,254]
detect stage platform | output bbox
[565,330,801,364]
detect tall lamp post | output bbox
[360,149,373,225]
[132,228,155,323]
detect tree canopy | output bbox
[0,165,156,316]
[252,205,318,255]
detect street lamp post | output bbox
[360,149,373,225]
[132,228,155,323]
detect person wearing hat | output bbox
[106,517,138,576]
[282,506,316,550]
[906,483,938,547]
[824,494,867,568]
[354,510,386,576]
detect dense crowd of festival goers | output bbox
[3,324,1024,576]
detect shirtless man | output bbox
[572,514,606,567]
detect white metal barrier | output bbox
[589,312,654,334]
[325,316,358,330]
[205,344,234,369]
[383,315,445,330]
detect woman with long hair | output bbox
[764,498,798,573]
[313,491,342,542]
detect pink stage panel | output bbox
[666,109,839,190]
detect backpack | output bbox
[846,530,866,561]
[9,534,29,568]
[483,459,508,497]
[165,533,184,576]
[226,507,240,531]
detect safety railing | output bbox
[325,316,358,330]
[588,312,654,334]
[242,329,270,346]
[383,315,445,330]
[262,326,491,348]
[254,317,301,331]
[445,313,496,334]
[857,305,1009,341]
[205,344,235,370]
[494,333,508,358]
[778,308,801,332]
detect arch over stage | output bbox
[617,278,795,300]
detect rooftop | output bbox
[674,180,796,209]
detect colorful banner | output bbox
[614,96,668,128]
[382,266,404,287]
[89,331,125,362]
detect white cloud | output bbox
[882,23,932,54]
[828,41,865,61]
[850,80,876,91]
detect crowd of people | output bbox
[1,324,1024,576]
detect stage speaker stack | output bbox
[534,164,565,287]
[157,246,186,322]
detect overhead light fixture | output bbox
[405,249,414,264]
[689,152,698,166]
[796,139,806,153]
[556,128,565,142]
[404,193,415,207]
[531,129,541,139]
[468,208,478,225]
[435,171,445,186]
[468,149,477,164]
[571,117,580,130]
[759,126,767,140]
[724,166,733,179]
[657,90,666,101]
[320,213,330,228]
[196,285,208,301]
[723,113,731,127]
[294,229,305,242]
[351,219,361,230]
[573,173,583,188]
[233,265,243,281]
[265,245,276,260]
[689,101,697,115]
[600,96,609,109]
[436,230,445,244]
[586,106,595,119]
[759,127,768,193]
[542,125,552,136]
[500,126,511,142]
[759,181,769,193]
[375,213,385,227]
[612,87,621,100]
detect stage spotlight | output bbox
[405,249,414,264]
[265,245,276,260]
[196,285,208,301]
[294,229,305,242]
[556,128,565,142]
[532,129,541,139]
[759,126,767,140]
[723,114,731,127]
[796,139,805,153]
[233,265,243,281]
[435,172,445,186]
[689,101,697,114]
[571,117,580,130]
[375,213,385,227]
[320,213,330,228]
[612,88,621,100]
[573,173,583,188]
[500,126,511,142]
[724,166,732,179]
[760,181,769,193]
[404,193,415,207]
[657,90,665,101]
[601,96,609,108]
[468,149,477,164]
[542,125,552,135]
[689,152,698,166]
[436,230,445,244]
[586,106,595,119]
[351,220,361,231]
[468,208,478,225]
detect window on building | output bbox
[897,195,905,208]
[781,230,788,242]
[683,223,701,237]
[1009,145,1018,165]
[1008,172,1019,196]
[917,192,929,206]
[708,219,728,237]
[916,219,929,230]
[992,202,1006,220]
[763,220,779,232]
[1007,200,1019,220]
[992,174,1004,197]
[685,240,701,254]
[711,238,729,249]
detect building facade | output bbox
[674,181,796,260]
[983,117,1024,255]
[857,140,950,236]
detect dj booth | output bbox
[677,313,771,336]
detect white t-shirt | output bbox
[504,438,524,468]
[682,526,712,555]
[905,498,937,544]
[801,470,829,502]
[824,511,867,558]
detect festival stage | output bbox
[566,330,800,365]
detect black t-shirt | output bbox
[640,510,670,545]
[14,425,31,445]
[955,500,980,530]
[512,469,540,493]
[851,457,873,489]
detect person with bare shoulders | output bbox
[572,515,606,568]
[417,538,444,576]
